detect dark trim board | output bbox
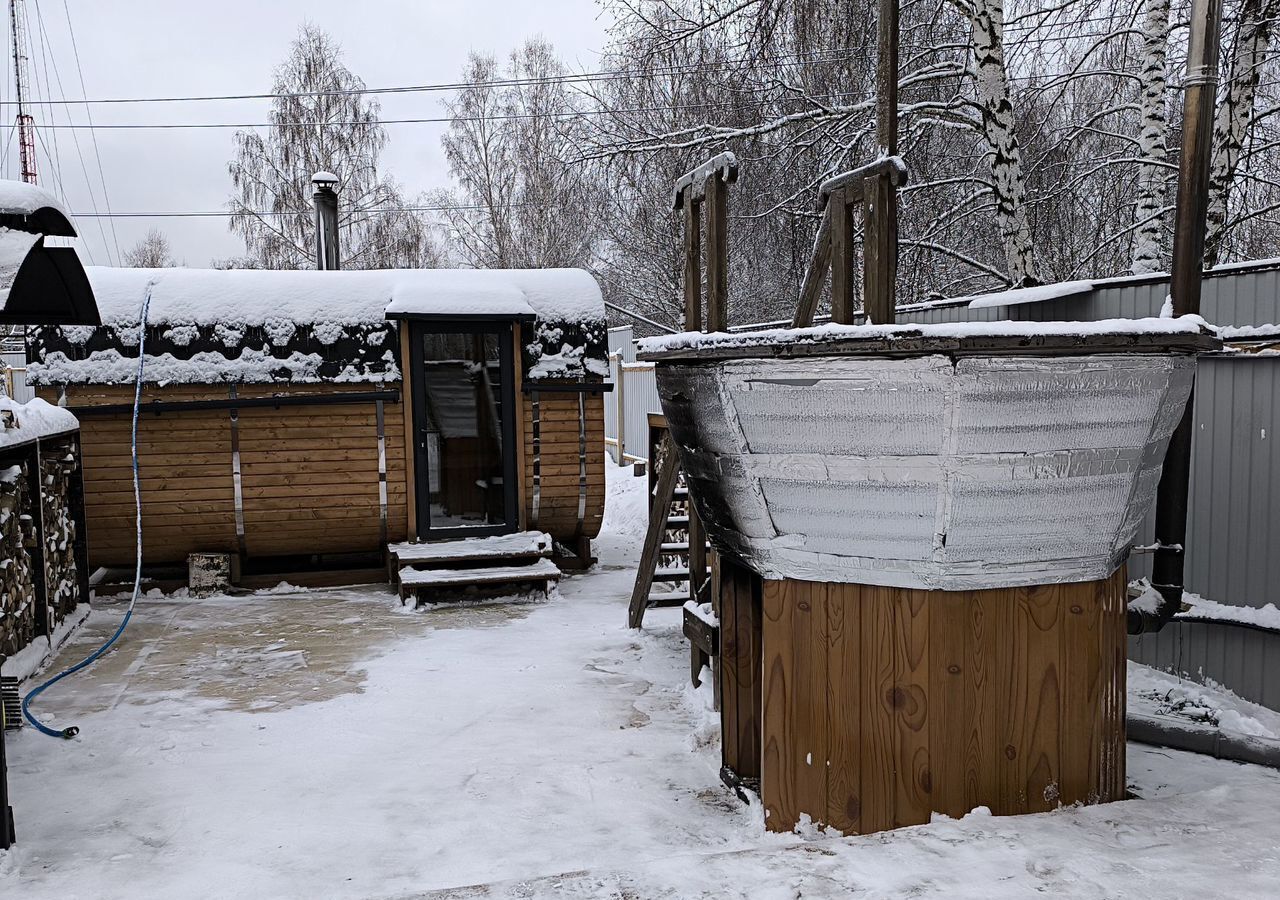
[521,382,614,394]
[70,391,401,416]
[639,331,1221,363]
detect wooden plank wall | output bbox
[756,567,1128,834]
[522,391,605,541]
[48,385,407,568]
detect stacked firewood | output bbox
[40,439,80,627]
[0,460,36,658]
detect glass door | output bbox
[409,321,518,537]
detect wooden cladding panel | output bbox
[49,385,408,567]
[521,391,606,540]
[716,554,763,782]
[754,567,1128,835]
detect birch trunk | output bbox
[1204,0,1279,266]
[956,0,1039,286]
[1132,0,1171,274]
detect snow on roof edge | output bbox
[81,266,606,328]
[0,178,71,219]
[1,395,79,449]
[637,315,1216,355]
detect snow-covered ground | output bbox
[2,460,1280,898]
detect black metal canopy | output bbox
[0,181,100,326]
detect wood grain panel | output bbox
[755,567,1129,835]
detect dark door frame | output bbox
[406,318,519,540]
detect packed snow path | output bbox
[2,464,1279,898]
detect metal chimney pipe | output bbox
[311,171,340,271]
[1135,0,1222,634]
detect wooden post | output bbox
[864,0,899,324]
[705,176,730,332]
[683,192,702,332]
[830,189,855,324]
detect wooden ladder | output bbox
[626,429,710,629]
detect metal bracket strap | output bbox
[530,389,541,527]
[576,391,587,535]
[228,386,246,559]
[375,399,388,546]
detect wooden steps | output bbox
[389,531,560,606]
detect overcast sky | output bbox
[6,0,610,267]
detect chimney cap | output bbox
[311,171,340,188]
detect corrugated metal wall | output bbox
[899,265,1280,708]
[2,350,34,402]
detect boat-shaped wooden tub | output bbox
[639,320,1219,592]
[639,319,1220,834]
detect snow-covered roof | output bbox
[27,267,610,385]
[0,179,71,218]
[85,266,605,327]
[0,395,78,449]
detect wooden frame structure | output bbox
[627,152,739,629]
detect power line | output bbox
[0,30,1165,110]
[67,203,541,218]
[61,0,121,264]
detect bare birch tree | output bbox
[1133,0,1172,273]
[438,39,601,269]
[1205,0,1280,265]
[123,228,179,268]
[228,25,442,270]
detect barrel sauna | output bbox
[25,266,609,573]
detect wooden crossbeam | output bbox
[793,157,911,329]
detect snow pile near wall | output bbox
[638,315,1214,355]
[600,457,650,544]
[1129,661,1280,739]
[0,395,78,448]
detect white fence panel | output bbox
[2,350,34,402]
[604,355,664,464]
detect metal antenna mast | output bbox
[9,0,37,184]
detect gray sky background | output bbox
[5,1,610,267]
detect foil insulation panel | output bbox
[656,354,1196,590]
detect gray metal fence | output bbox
[899,263,1280,708]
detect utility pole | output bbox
[9,0,37,185]
[1144,0,1223,632]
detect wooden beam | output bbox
[863,173,897,324]
[683,191,702,332]
[705,175,729,332]
[627,433,683,629]
[792,204,832,329]
[830,188,856,325]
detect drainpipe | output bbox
[311,171,341,271]
[1133,0,1222,635]
[1,657,13,849]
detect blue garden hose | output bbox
[23,283,154,739]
